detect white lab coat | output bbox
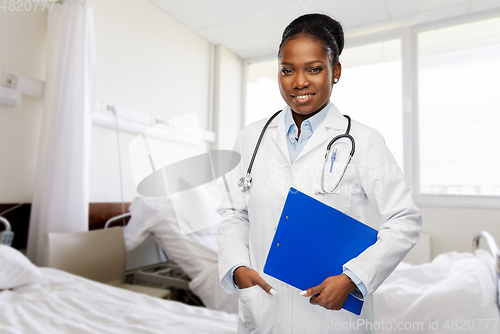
[217,103,422,334]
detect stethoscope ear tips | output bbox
[238,174,252,193]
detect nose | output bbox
[292,72,310,89]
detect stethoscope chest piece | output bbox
[238,173,253,193]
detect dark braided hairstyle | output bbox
[278,13,344,67]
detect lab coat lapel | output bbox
[268,110,291,166]
[324,103,350,131]
[294,123,328,162]
[271,120,291,166]
[295,103,347,163]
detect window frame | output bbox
[345,29,413,189]
[242,9,500,208]
[412,9,500,208]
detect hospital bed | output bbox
[119,184,500,333]
[105,214,188,287]
[44,227,171,299]
[119,184,239,314]
[0,216,14,246]
[104,213,204,306]
[373,230,500,334]
[0,244,237,334]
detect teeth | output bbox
[295,94,312,99]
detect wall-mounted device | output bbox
[0,69,45,107]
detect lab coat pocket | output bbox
[239,284,261,297]
[238,285,261,333]
[324,170,355,214]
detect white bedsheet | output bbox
[5,192,497,334]
[0,267,237,334]
[125,194,500,324]
[373,250,500,334]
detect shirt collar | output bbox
[285,102,332,134]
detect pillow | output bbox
[0,245,45,289]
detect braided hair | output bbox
[278,13,344,67]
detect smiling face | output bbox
[278,34,341,116]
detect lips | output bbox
[291,93,315,103]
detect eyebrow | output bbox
[280,60,325,66]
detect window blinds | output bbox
[418,17,500,196]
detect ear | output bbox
[333,62,342,83]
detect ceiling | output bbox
[149,0,500,61]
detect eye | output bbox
[310,67,323,73]
[281,69,293,75]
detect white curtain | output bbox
[27,0,95,266]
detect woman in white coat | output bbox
[217,13,422,334]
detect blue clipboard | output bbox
[263,187,378,315]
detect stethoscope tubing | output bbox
[246,110,282,175]
[240,111,355,194]
[320,154,352,194]
[325,133,355,158]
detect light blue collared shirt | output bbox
[223,103,367,299]
[284,103,329,164]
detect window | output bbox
[335,39,404,169]
[243,15,500,206]
[245,40,404,169]
[245,59,284,126]
[417,17,500,197]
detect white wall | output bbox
[364,203,500,259]
[0,9,46,203]
[0,0,217,203]
[89,0,214,202]
[212,44,243,150]
[418,206,500,258]
[0,0,244,204]
[93,0,211,126]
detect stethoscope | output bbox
[238,110,355,194]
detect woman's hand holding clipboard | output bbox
[300,274,357,310]
[263,187,378,315]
